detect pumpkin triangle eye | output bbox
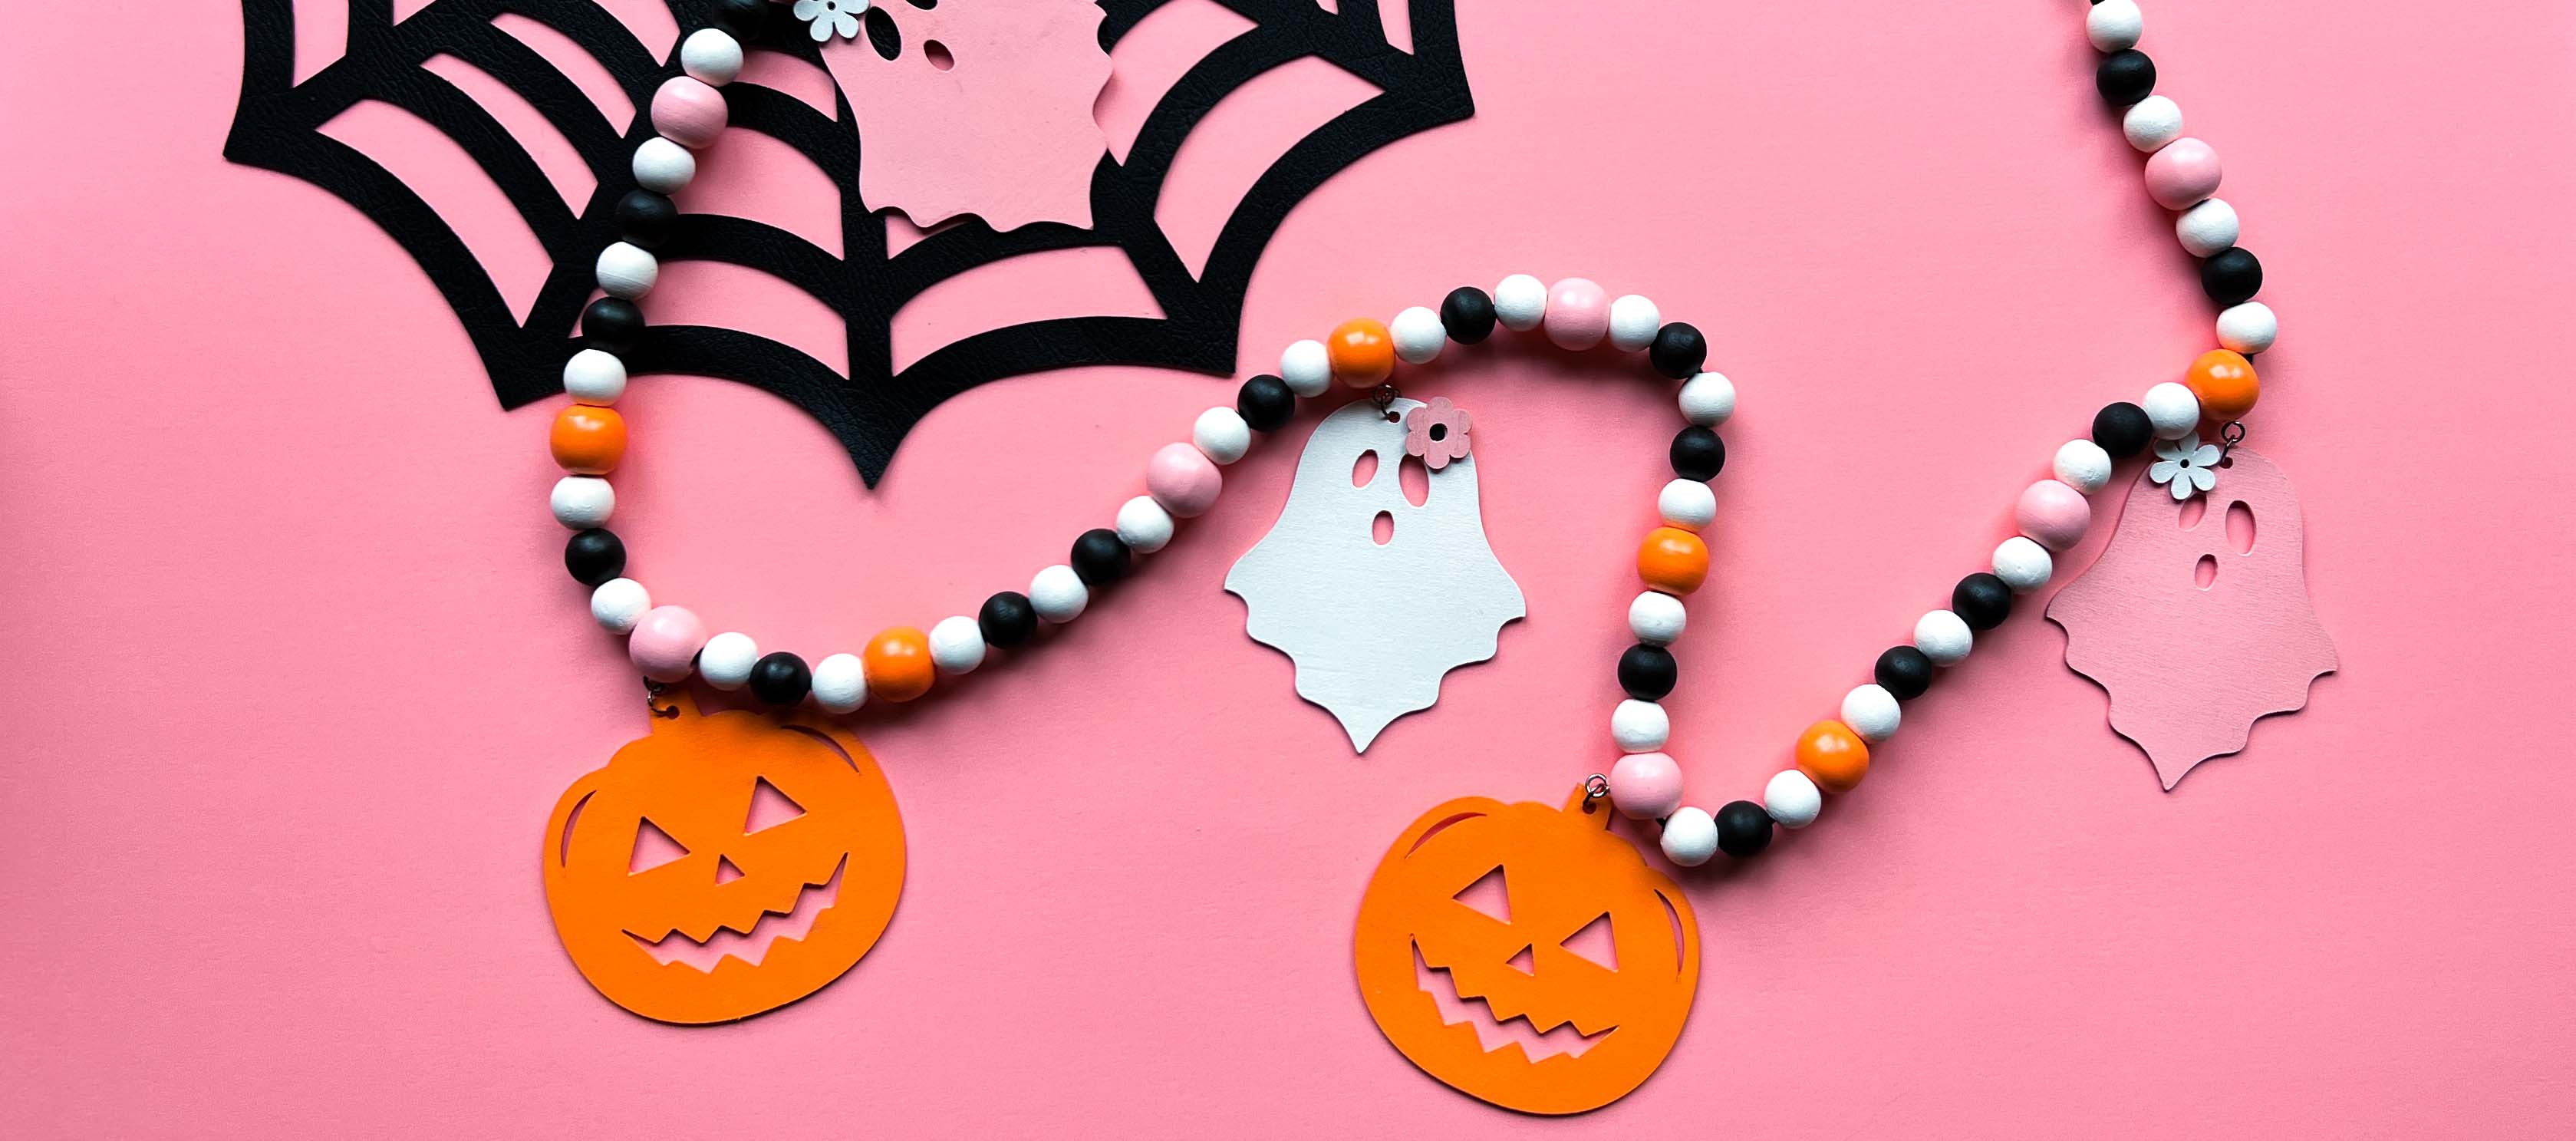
[629,817,690,874]
[745,777,806,833]
[1560,912,1617,970]
[1452,866,1509,922]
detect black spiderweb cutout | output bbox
[226,1,1473,484]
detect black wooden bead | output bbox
[1952,572,2015,631]
[564,528,625,586]
[712,0,767,37]
[2095,49,2156,106]
[1439,286,1496,345]
[1617,643,1678,701]
[1715,800,1774,858]
[1236,374,1296,432]
[2200,247,2264,307]
[978,591,1037,648]
[1070,528,1132,585]
[582,298,644,354]
[615,189,677,249]
[2092,401,2155,457]
[747,651,812,707]
[1648,322,1708,380]
[1669,427,1726,481]
[1874,645,1935,701]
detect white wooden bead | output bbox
[1115,495,1174,554]
[1029,564,1089,622]
[1280,338,1332,397]
[562,348,627,404]
[1657,478,1717,530]
[589,578,650,633]
[699,632,759,690]
[2216,301,2278,354]
[1840,684,1902,744]
[595,241,658,299]
[2086,0,2143,51]
[1191,407,1251,465]
[2123,96,2184,153]
[679,28,744,85]
[2052,439,2114,495]
[1628,590,1687,645]
[1991,536,2055,593]
[811,652,868,713]
[1611,699,1671,751]
[1678,371,1736,427]
[631,137,697,194]
[1492,273,1547,331]
[1659,806,1720,867]
[1607,294,1662,351]
[928,615,987,674]
[550,476,614,529]
[2176,198,2241,258]
[1913,609,1974,666]
[1389,305,1446,364]
[1764,770,1823,828]
[2143,381,2202,438]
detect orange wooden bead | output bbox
[862,626,936,704]
[2186,349,2260,420]
[1326,318,1395,388]
[549,405,628,474]
[1636,526,1710,595]
[1794,720,1871,794]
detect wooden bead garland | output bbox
[539,0,2282,874]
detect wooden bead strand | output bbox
[535,0,2291,873]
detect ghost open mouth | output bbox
[628,858,845,971]
[1412,943,1614,1063]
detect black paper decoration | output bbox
[226,0,1473,484]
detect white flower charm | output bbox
[2149,433,2224,500]
[794,0,867,42]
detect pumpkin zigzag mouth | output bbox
[627,857,845,971]
[1412,942,1614,1063]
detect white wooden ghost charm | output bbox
[1227,398,1525,751]
[2047,447,2337,788]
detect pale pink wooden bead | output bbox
[2143,137,2222,209]
[628,605,710,682]
[1543,277,1611,350]
[1608,750,1685,820]
[2015,479,2093,551]
[651,77,729,149]
[1146,442,1222,517]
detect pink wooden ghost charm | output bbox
[815,0,1112,231]
[2047,447,2336,789]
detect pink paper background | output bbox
[5,1,2574,1136]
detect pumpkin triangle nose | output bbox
[714,856,746,885]
[1504,945,1535,976]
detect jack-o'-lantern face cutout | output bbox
[1355,788,1699,1114]
[542,692,904,1024]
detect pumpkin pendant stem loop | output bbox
[643,678,681,719]
[1581,773,1610,812]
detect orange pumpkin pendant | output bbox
[1354,787,1700,1114]
[542,691,904,1024]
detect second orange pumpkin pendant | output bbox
[541,691,905,1024]
[1354,786,1702,1115]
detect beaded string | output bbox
[546,0,2276,867]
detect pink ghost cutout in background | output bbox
[2048,448,2338,790]
[815,0,1112,231]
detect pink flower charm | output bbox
[1402,398,1472,470]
